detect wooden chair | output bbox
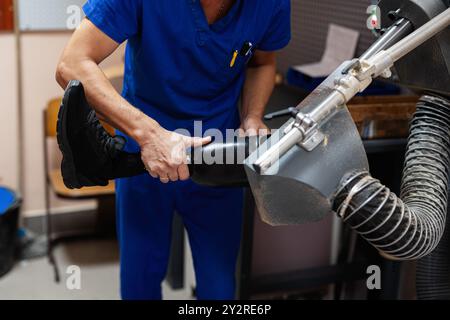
[43,98,116,282]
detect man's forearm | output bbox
[241,63,276,121]
[56,59,159,144]
[56,19,213,183]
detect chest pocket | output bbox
[216,38,256,82]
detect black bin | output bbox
[0,187,21,278]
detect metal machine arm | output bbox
[254,8,450,174]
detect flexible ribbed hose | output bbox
[416,195,450,299]
[332,95,450,260]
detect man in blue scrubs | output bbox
[56,0,291,300]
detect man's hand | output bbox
[140,126,211,183]
[239,116,270,136]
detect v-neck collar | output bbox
[189,0,241,32]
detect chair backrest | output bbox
[45,98,61,138]
[44,98,116,138]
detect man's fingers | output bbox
[156,167,170,183]
[185,136,212,148]
[160,176,170,184]
[149,171,158,179]
[167,169,179,182]
[245,128,259,136]
[237,128,246,137]
[177,164,190,181]
[259,128,272,136]
[148,164,168,182]
[145,163,159,179]
[239,126,271,137]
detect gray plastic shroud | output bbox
[245,63,369,226]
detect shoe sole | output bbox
[56,80,82,189]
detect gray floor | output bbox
[0,239,193,300]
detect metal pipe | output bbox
[254,19,413,174]
[308,91,346,123]
[253,127,303,174]
[387,8,450,62]
[360,18,413,61]
[309,19,414,125]
[254,8,450,174]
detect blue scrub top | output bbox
[83,0,291,149]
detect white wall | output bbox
[1,31,125,217]
[0,34,19,190]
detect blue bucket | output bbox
[0,187,22,278]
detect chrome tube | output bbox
[308,91,346,123]
[253,127,303,174]
[360,18,413,61]
[387,8,450,62]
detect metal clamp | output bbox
[292,113,325,152]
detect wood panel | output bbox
[0,0,14,31]
[348,95,419,139]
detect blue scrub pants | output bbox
[115,174,244,300]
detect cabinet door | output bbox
[0,0,14,31]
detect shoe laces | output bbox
[86,111,122,158]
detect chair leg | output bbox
[48,247,60,283]
[43,111,60,282]
[45,182,60,283]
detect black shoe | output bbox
[57,80,145,189]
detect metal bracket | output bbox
[285,112,325,152]
[299,128,325,151]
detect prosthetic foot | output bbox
[57,80,145,189]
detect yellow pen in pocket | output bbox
[229,50,238,68]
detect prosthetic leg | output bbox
[57,81,265,189]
